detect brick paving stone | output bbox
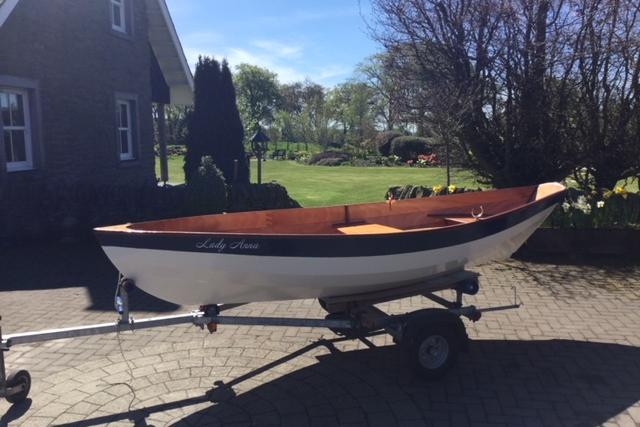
[1,258,640,426]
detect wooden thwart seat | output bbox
[337,223,403,235]
[443,217,477,224]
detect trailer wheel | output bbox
[402,310,467,380]
[5,370,31,404]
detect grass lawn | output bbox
[159,156,482,207]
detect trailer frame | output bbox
[0,269,520,404]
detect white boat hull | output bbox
[100,206,554,305]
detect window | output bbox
[1,88,32,172]
[110,0,126,33]
[116,98,137,160]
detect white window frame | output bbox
[1,87,33,172]
[116,99,134,160]
[110,0,126,33]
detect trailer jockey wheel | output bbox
[402,309,467,380]
[5,370,31,404]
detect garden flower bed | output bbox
[523,187,640,257]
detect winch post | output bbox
[116,278,131,325]
[0,322,6,398]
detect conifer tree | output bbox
[220,60,249,183]
[184,56,249,184]
[184,56,223,184]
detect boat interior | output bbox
[100,183,565,236]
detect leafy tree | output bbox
[274,111,297,143]
[327,82,377,147]
[278,82,304,115]
[153,105,190,146]
[357,54,401,131]
[234,64,281,130]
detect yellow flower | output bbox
[433,185,444,195]
[448,184,457,194]
[614,186,629,199]
[603,190,614,199]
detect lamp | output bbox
[250,126,270,184]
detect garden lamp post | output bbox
[250,126,270,184]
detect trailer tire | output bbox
[402,310,467,380]
[5,370,31,404]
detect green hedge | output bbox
[308,150,352,166]
[390,136,432,161]
[375,131,404,156]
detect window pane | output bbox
[120,130,129,153]
[9,93,25,126]
[0,93,9,127]
[112,4,121,27]
[3,130,11,161]
[120,103,128,128]
[10,130,26,162]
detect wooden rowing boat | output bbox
[95,182,566,305]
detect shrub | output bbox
[294,151,311,164]
[155,144,187,157]
[227,183,301,212]
[315,158,348,166]
[385,155,403,166]
[375,131,403,156]
[386,184,479,200]
[0,180,192,243]
[390,136,433,161]
[416,153,439,167]
[308,150,352,165]
[184,156,228,216]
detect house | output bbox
[0,0,193,238]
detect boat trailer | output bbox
[0,270,520,404]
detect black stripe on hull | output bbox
[95,195,561,258]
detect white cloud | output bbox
[255,8,360,26]
[252,39,303,59]
[181,33,350,86]
[317,65,352,81]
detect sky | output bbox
[165,0,380,87]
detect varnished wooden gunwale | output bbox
[95,183,565,237]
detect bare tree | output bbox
[372,0,640,189]
[571,0,640,189]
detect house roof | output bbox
[146,0,193,105]
[0,0,193,105]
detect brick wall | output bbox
[0,0,156,190]
[0,0,158,239]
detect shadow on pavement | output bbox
[0,398,31,427]
[52,338,640,426]
[493,259,640,298]
[0,239,179,312]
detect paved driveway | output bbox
[1,245,639,426]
